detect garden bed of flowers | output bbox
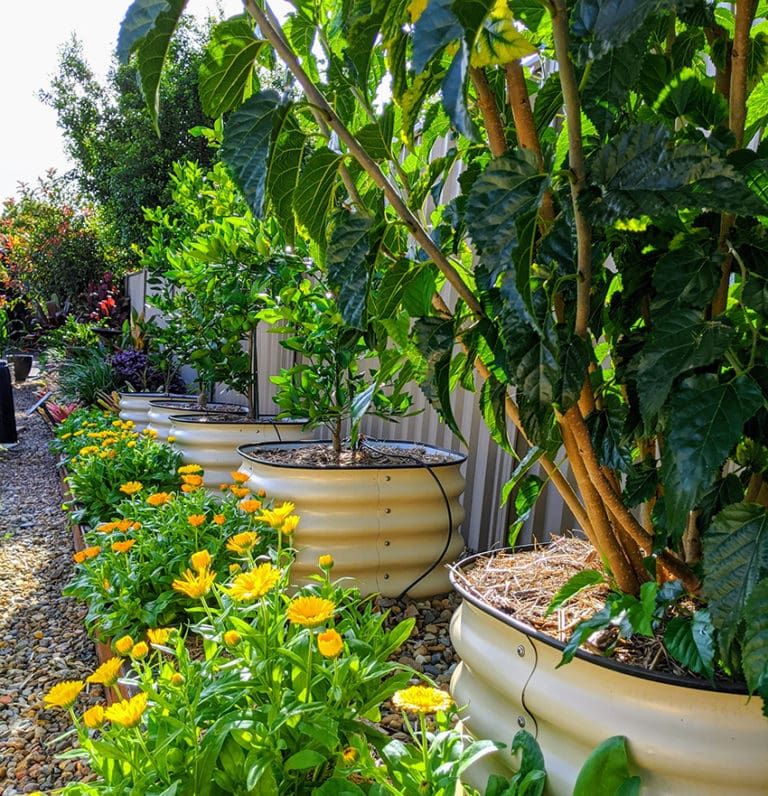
[39,405,514,794]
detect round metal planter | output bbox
[117,392,187,432]
[237,440,467,598]
[449,553,768,795]
[172,416,310,488]
[147,400,245,442]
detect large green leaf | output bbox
[442,42,481,140]
[412,0,462,73]
[655,69,728,129]
[634,309,734,421]
[116,0,170,63]
[663,374,764,533]
[479,374,513,454]
[664,611,715,678]
[590,124,768,222]
[743,579,768,692]
[546,570,605,616]
[293,148,344,245]
[703,502,768,650]
[221,90,283,218]
[199,16,263,118]
[652,240,723,308]
[466,152,547,291]
[326,213,372,329]
[413,316,464,439]
[572,736,639,796]
[587,406,632,474]
[500,444,542,507]
[508,474,543,546]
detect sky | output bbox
[0,0,269,201]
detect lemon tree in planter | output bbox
[120,0,768,789]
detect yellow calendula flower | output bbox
[188,514,206,528]
[170,672,184,686]
[167,435,176,443]
[142,428,158,439]
[60,432,72,440]
[111,539,136,554]
[230,485,250,498]
[147,627,173,646]
[272,501,296,521]
[78,445,99,456]
[226,531,260,555]
[126,440,137,449]
[229,563,241,574]
[178,464,203,474]
[119,481,143,496]
[44,680,84,710]
[172,568,216,599]
[130,642,149,659]
[87,657,123,688]
[73,430,84,437]
[317,628,343,658]
[73,546,101,564]
[114,635,134,656]
[239,499,262,514]
[146,492,172,507]
[280,515,300,535]
[286,596,336,627]
[82,704,106,729]
[213,513,226,525]
[230,471,249,483]
[105,692,149,728]
[258,508,281,528]
[228,563,280,602]
[319,554,334,570]
[182,474,204,487]
[223,630,241,646]
[190,549,212,572]
[392,686,453,714]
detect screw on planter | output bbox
[0,361,18,444]
[516,645,525,657]
[517,716,526,728]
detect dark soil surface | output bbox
[245,441,461,468]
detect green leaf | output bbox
[470,1,536,67]
[442,42,481,140]
[284,749,327,771]
[500,444,542,507]
[655,69,728,129]
[664,610,715,678]
[413,316,464,440]
[743,579,768,692]
[510,730,546,779]
[533,73,563,135]
[703,502,768,651]
[634,309,734,421]
[327,213,372,329]
[546,570,605,616]
[573,736,636,796]
[221,90,282,217]
[199,16,263,118]
[587,407,632,474]
[412,0,462,73]
[508,474,543,546]
[293,148,344,245]
[622,460,658,507]
[313,781,366,795]
[133,0,187,132]
[663,375,763,533]
[652,241,723,308]
[479,375,513,454]
[266,109,309,244]
[117,0,170,63]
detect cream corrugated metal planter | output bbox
[449,553,768,796]
[237,440,466,598]
[147,400,245,442]
[172,415,310,488]
[118,392,186,432]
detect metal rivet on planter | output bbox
[516,645,525,657]
[383,573,390,579]
[384,508,391,514]
[384,475,391,481]
[517,716,526,728]
[384,540,391,546]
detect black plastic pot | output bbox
[9,354,33,383]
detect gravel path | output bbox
[0,378,100,794]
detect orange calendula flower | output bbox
[213,513,226,525]
[119,481,143,496]
[182,474,204,487]
[116,519,133,532]
[226,531,260,554]
[104,692,149,728]
[239,499,262,514]
[190,549,212,572]
[130,642,149,659]
[257,488,267,498]
[219,483,229,491]
[181,484,200,494]
[188,514,206,528]
[147,627,173,646]
[96,521,118,534]
[146,492,172,506]
[230,471,249,483]
[230,485,250,498]
[87,657,123,688]
[73,546,101,564]
[111,539,136,554]
[44,680,84,710]
[286,596,336,627]
[280,515,300,535]
[223,630,241,646]
[178,464,203,474]
[114,635,134,656]
[317,628,343,658]
[228,563,280,602]
[172,568,216,599]
[82,704,106,729]
[392,686,453,714]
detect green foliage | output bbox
[572,736,640,796]
[58,348,117,406]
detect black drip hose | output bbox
[360,438,455,599]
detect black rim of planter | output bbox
[238,439,467,470]
[172,414,306,425]
[450,547,749,695]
